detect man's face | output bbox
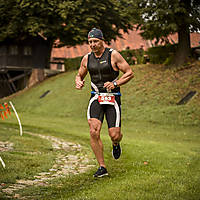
[88,38,103,53]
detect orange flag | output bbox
[0,103,11,120]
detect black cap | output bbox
[88,28,104,40]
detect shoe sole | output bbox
[93,173,109,178]
[112,146,122,160]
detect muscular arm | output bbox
[75,55,88,89]
[104,50,134,90]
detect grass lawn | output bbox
[0,62,200,199]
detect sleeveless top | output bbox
[87,48,120,93]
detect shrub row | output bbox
[64,48,146,71]
[64,56,83,71]
[146,44,177,65]
[64,44,177,71]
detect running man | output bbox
[75,28,133,177]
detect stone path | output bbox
[0,141,13,152]
[0,131,95,199]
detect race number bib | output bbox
[98,93,115,105]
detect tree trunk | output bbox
[173,27,191,66]
[173,18,191,66]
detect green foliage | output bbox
[129,0,200,43]
[115,48,147,65]
[64,56,83,71]
[63,48,147,70]
[163,55,174,66]
[128,0,200,65]
[118,49,135,65]
[146,44,177,64]
[115,48,148,65]
[0,0,132,46]
[135,48,146,64]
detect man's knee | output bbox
[88,119,101,139]
[90,127,100,139]
[109,127,122,142]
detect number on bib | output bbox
[98,94,115,105]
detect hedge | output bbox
[64,44,177,71]
[146,44,177,64]
[64,56,83,71]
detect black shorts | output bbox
[87,94,121,128]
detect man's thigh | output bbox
[105,98,121,128]
[87,97,104,122]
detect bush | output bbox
[146,44,177,64]
[64,56,83,71]
[135,48,146,64]
[120,49,136,65]
[163,54,174,66]
[64,49,137,71]
[64,46,159,71]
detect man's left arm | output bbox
[104,50,134,90]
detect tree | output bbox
[129,0,200,66]
[0,0,132,64]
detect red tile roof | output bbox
[51,30,200,59]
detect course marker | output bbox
[0,103,11,120]
[0,156,6,168]
[9,101,23,136]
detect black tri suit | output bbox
[87,48,121,128]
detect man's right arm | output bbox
[75,55,88,90]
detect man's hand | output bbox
[76,79,85,90]
[104,82,115,91]
[75,55,88,90]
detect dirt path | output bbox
[1,131,95,199]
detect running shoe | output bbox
[93,166,108,178]
[112,143,121,159]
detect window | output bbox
[0,46,6,56]
[9,45,18,55]
[57,63,62,70]
[24,46,32,55]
